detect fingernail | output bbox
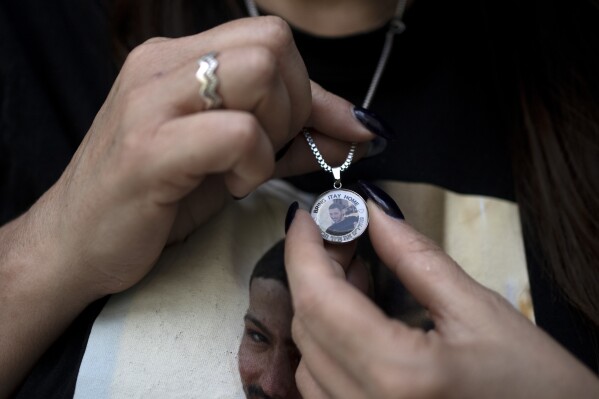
[358,181,405,220]
[353,106,396,140]
[285,201,299,233]
[365,136,387,158]
[232,194,248,201]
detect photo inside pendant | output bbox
[322,198,360,236]
[312,189,368,243]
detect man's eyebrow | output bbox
[244,313,272,338]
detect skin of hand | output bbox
[0,16,377,395]
[284,203,599,399]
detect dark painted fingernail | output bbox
[275,139,294,162]
[285,201,299,233]
[358,181,405,220]
[353,106,396,140]
[365,136,388,158]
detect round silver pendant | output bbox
[310,189,369,244]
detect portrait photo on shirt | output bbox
[238,240,302,399]
[237,237,433,398]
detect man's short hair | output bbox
[329,202,344,212]
[249,240,288,289]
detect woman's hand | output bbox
[33,16,377,298]
[284,183,599,398]
[0,16,378,394]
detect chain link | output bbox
[303,128,356,174]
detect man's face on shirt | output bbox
[238,278,301,399]
[328,207,343,223]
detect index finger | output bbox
[123,16,311,135]
[366,197,484,319]
[285,209,351,282]
[284,209,392,360]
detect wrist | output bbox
[0,197,100,395]
[6,190,103,307]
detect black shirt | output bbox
[2,0,597,396]
[326,216,359,236]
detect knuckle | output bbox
[363,325,447,398]
[396,234,454,280]
[293,290,324,321]
[480,288,510,313]
[243,47,278,87]
[122,38,166,75]
[125,42,153,67]
[258,16,294,54]
[115,131,148,178]
[361,357,405,398]
[405,234,443,256]
[118,87,160,152]
[120,123,145,155]
[228,115,261,151]
[121,84,149,115]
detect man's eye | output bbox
[247,329,268,344]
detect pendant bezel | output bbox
[310,188,369,244]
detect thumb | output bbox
[359,181,483,318]
[274,81,395,177]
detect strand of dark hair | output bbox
[511,0,599,327]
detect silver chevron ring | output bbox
[195,52,222,109]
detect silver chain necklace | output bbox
[244,0,407,243]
